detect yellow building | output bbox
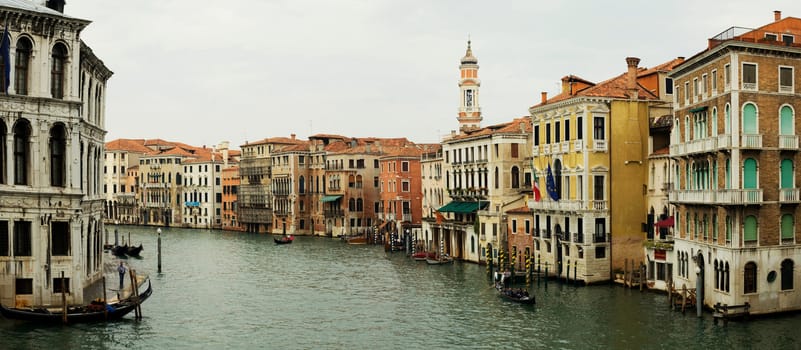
[529,57,675,283]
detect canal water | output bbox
[1,226,800,349]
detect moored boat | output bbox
[0,279,153,323]
[126,244,144,257]
[412,252,437,261]
[346,235,368,245]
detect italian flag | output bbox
[532,170,542,202]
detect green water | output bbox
[1,225,799,349]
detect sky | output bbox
[65,0,801,149]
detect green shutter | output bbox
[781,159,794,189]
[780,106,794,135]
[743,158,757,189]
[744,215,758,241]
[743,103,757,134]
[781,214,794,240]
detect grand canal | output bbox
[1,226,800,349]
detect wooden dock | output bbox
[668,282,696,313]
[713,302,750,323]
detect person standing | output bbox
[118,261,127,290]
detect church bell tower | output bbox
[457,40,482,132]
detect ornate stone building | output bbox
[0,0,112,306]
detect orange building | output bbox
[506,206,534,273]
[378,145,428,240]
[222,166,244,231]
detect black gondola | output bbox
[0,279,153,323]
[111,245,128,257]
[126,244,144,257]
[274,235,294,244]
[495,283,535,304]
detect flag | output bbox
[532,169,542,202]
[546,164,559,201]
[0,23,10,94]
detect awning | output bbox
[320,195,342,202]
[689,106,708,113]
[437,201,489,214]
[655,216,674,228]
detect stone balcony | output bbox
[669,189,763,205]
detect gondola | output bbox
[274,235,294,244]
[425,254,454,265]
[126,244,144,257]
[0,279,153,323]
[495,283,535,304]
[411,252,437,261]
[111,245,128,257]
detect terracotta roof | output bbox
[274,142,310,153]
[105,139,154,154]
[507,206,532,214]
[380,146,424,158]
[447,116,531,142]
[637,57,686,77]
[241,136,305,147]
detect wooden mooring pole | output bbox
[157,228,163,273]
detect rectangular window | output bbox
[693,78,699,98]
[555,121,561,143]
[665,78,673,94]
[724,64,731,88]
[765,33,778,41]
[701,74,708,95]
[595,247,606,259]
[783,34,794,45]
[564,120,570,142]
[401,181,410,192]
[401,161,409,172]
[0,221,7,256]
[684,82,689,103]
[593,176,604,200]
[512,220,517,234]
[779,66,793,92]
[15,278,32,294]
[742,63,757,90]
[534,125,540,145]
[525,220,530,234]
[593,117,605,140]
[576,116,583,140]
[51,222,70,256]
[511,143,519,158]
[711,69,717,93]
[545,123,551,144]
[13,221,31,256]
[53,277,70,293]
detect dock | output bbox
[713,302,750,323]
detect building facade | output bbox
[668,12,801,314]
[221,166,243,231]
[0,1,111,307]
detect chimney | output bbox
[541,92,548,104]
[626,57,641,99]
[775,10,782,21]
[291,133,296,140]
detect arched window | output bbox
[356,198,363,212]
[781,159,794,191]
[684,115,690,141]
[51,43,68,99]
[13,119,31,185]
[742,103,757,134]
[724,104,731,134]
[15,37,33,95]
[744,215,758,243]
[348,198,355,211]
[781,214,794,241]
[724,262,730,292]
[299,176,305,194]
[781,259,794,291]
[780,105,794,136]
[511,166,520,189]
[743,158,757,189]
[50,124,67,187]
[711,107,718,136]
[744,261,757,294]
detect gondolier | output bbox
[118,262,127,289]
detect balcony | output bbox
[573,232,584,244]
[573,140,583,152]
[528,199,582,212]
[779,135,799,150]
[590,200,608,211]
[402,214,412,222]
[593,233,609,243]
[741,134,762,149]
[716,134,731,150]
[593,140,607,152]
[532,146,539,156]
[669,189,763,205]
[561,141,570,154]
[780,188,800,203]
[542,144,551,154]
[324,209,344,218]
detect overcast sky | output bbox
[67,0,801,149]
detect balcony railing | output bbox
[716,134,731,150]
[669,189,763,205]
[780,188,800,203]
[780,85,793,93]
[561,141,570,154]
[593,234,609,243]
[528,199,582,211]
[593,140,607,151]
[741,134,762,149]
[779,135,799,149]
[590,200,608,210]
[573,140,583,152]
[542,144,551,154]
[573,232,584,244]
[402,214,412,222]
[532,145,539,156]
[324,210,344,218]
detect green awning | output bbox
[689,106,708,113]
[437,201,489,214]
[320,195,342,202]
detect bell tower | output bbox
[458,40,482,132]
